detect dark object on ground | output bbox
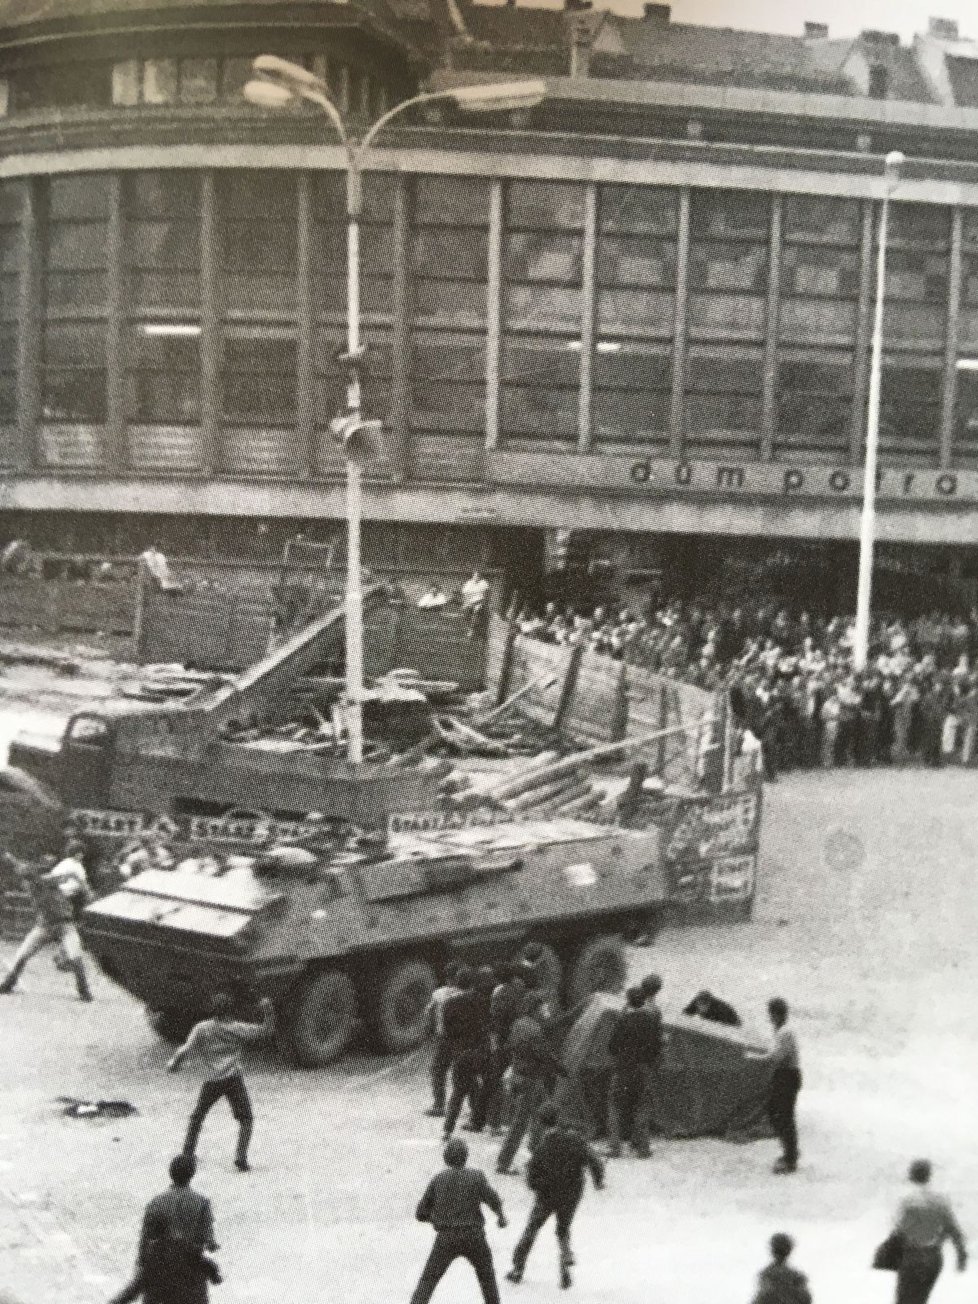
[58,1096,138,1119]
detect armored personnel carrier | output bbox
[80,792,760,1067]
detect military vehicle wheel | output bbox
[567,935,628,1008]
[290,970,358,1067]
[376,957,436,1055]
[147,1006,195,1044]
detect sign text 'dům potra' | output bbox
[629,459,969,503]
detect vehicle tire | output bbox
[289,969,358,1067]
[146,1006,196,1044]
[375,957,437,1055]
[566,934,628,1008]
[523,941,562,1013]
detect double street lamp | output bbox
[853,149,905,672]
[244,59,545,763]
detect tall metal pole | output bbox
[344,160,364,764]
[854,152,903,672]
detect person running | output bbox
[506,1103,604,1290]
[109,1153,220,1304]
[889,1159,967,1304]
[167,992,275,1172]
[750,1233,812,1303]
[410,1137,507,1304]
[0,854,93,1002]
[748,997,802,1173]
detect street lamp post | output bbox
[853,149,905,673]
[245,61,545,763]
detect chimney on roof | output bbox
[567,5,596,78]
[642,3,671,23]
[804,21,829,39]
[928,17,959,40]
[860,29,900,47]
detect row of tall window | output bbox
[2,171,978,474]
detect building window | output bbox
[125,326,201,424]
[688,190,770,344]
[879,362,942,459]
[221,329,296,426]
[592,343,671,445]
[410,176,490,445]
[218,172,298,316]
[13,62,113,113]
[597,184,678,341]
[684,344,763,448]
[41,176,110,432]
[123,171,202,312]
[775,351,853,456]
[502,181,585,444]
[0,182,25,423]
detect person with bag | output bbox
[878,1159,967,1304]
[109,1154,220,1304]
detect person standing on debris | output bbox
[496,990,567,1175]
[506,1102,604,1290]
[424,962,461,1118]
[109,1153,220,1304]
[750,1233,812,1304]
[605,982,662,1160]
[888,1159,967,1304]
[410,1136,507,1304]
[748,997,802,1174]
[442,966,491,1138]
[168,992,275,1172]
[0,854,93,1001]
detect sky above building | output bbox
[661,0,973,40]
[502,0,976,42]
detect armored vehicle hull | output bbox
[82,818,682,1066]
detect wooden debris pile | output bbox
[434,749,608,822]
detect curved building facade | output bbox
[2,1,978,595]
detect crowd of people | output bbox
[516,600,978,776]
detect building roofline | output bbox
[431,68,978,136]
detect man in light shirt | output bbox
[424,962,461,1118]
[890,1159,967,1304]
[748,997,801,1174]
[168,992,275,1173]
[0,853,93,1001]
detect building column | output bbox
[484,178,504,453]
[849,197,876,465]
[15,179,43,471]
[295,173,314,481]
[669,187,691,459]
[939,206,962,469]
[760,193,783,460]
[576,181,598,453]
[105,174,126,472]
[200,171,219,476]
[391,173,410,482]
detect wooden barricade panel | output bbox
[562,647,626,746]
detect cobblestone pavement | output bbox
[2,769,977,1303]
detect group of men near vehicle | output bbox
[0,854,964,1304]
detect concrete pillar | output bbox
[576,182,598,453]
[669,187,691,459]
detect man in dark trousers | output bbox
[506,1103,604,1290]
[750,1232,812,1304]
[442,966,491,1138]
[606,982,663,1159]
[424,962,461,1118]
[168,992,275,1172]
[482,962,528,1132]
[109,1153,219,1304]
[889,1158,967,1304]
[496,990,567,1175]
[748,997,802,1174]
[410,1136,507,1304]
